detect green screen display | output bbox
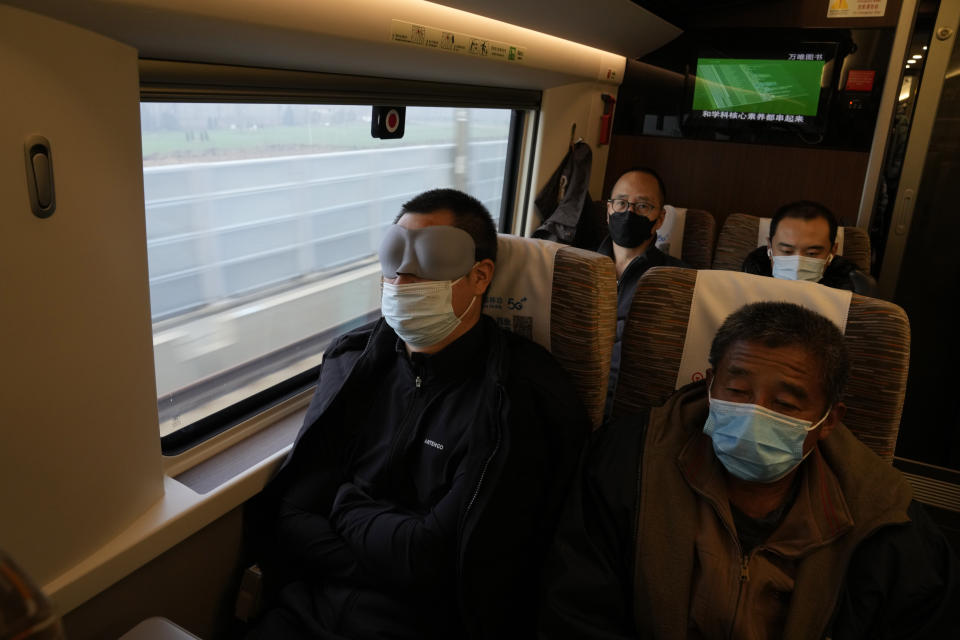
[693,58,825,116]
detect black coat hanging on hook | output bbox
[531,140,601,249]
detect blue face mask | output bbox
[703,387,830,483]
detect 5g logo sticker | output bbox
[507,296,527,310]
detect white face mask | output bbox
[381,275,476,348]
[769,251,831,283]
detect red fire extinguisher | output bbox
[599,94,616,146]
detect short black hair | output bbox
[708,301,850,407]
[612,166,667,205]
[396,188,498,263]
[769,200,838,246]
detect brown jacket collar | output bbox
[679,431,854,559]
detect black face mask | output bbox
[608,211,656,248]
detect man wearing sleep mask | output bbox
[249,189,589,640]
[377,213,492,352]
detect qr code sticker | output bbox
[494,316,512,333]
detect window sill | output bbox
[43,398,310,615]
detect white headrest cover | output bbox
[656,205,686,260]
[675,270,852,388]
[482,234,561,351]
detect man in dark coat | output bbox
[247,189,589,639]
[597,167,687,415]
[741,200,877,295]
[541,302,959,639]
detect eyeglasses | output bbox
[608,199,658,215]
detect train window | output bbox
[144,102,520,452]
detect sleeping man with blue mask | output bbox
[541,301,959,640]
[248,188,589,640]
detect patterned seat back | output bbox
[679,209,717,269]
[713,213,872,272]
[840,226,871,272]
[712,213,760,271]
[484,234,616,429]
[613,267,909,461]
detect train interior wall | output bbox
[61,508,246,640]
[603,135,871,231]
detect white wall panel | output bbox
[0,5,163,587]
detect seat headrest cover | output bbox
[656,205,686,259]
[757,217,845,255]
[482,234,561,351]
[676,270,852,388]
[378,224,476,280]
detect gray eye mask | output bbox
[378,224,477,280]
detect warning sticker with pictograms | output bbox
[390,20,526,63]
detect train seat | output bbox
[592,201,717,268]
[657,206,717,269]
[483,233,617,429]
[611,267,909,461]
[712,212,871,272]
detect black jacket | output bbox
[250,315,590,638]
[742,246,878,296]
[597,236,688,414]
[533,141,603,249]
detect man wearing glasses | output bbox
[597,167,687,415]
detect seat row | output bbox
[592,201,871,272]
[483,234,907,462]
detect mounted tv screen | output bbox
[689,45,837,131]
[694,58,824,116]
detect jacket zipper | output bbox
[463,386,503,519]
[457,386,504,586]
[727,516,906,639]
[383,372,424,478]
[703,494,751,640]
[726,550,752,640]
[617,252,651,292]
